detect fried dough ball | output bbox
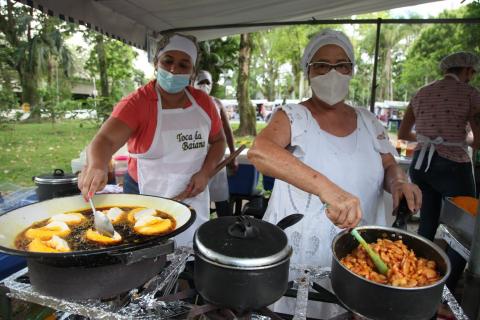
[104,207,126,224]
[25,221,71,240]
[28,235,71,253]
[49,213,86,226]
[133,215,173,236]
[127,207,156,223]
[85,228,122,245]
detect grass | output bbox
[0,121,99,187]
[0,120,268,187]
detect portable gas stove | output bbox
[1,249,469,320]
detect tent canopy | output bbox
[20,0,433,49]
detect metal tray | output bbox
[440,197,477,245]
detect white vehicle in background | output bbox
[64,109,97,120]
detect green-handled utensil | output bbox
[351,228,389,275]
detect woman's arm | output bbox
[78,118,132,198]
[382,153,422,212]
[248,110,361,229]
[397,106,417,141]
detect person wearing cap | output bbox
[398,51,480,292]
[194,70,238,217]
[78,33,226,246]
[248,29,421,318]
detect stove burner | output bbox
[1,254,466,320]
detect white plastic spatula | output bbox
[88,194,115,237]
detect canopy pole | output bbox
[369,19,381,113]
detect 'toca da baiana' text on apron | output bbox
[176,130,206,151]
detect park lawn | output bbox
[0,120,267,187]
[0,121,99,187]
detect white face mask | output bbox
[310,70,351,106]
[195,83,212,95]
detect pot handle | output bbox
[228,216,258,239]
[53,168,65,177]
[108,240,175,265]
[276,213,304,230]
[392,197,411,230]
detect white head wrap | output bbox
[157,35,198,65]
[196,70,213,84]
[440,52,480,72]
[300,29,355,75]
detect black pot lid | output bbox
[34,169,78,185]
[194,216,290,268]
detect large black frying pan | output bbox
[0,194,196,299]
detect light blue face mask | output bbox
[156,68,190,94]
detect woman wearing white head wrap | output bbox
[399,51,480,294]
[248,29,421,318]
[79,33,226,247]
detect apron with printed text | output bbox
[131,88,211,247]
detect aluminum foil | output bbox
[4,247,194,320]
[292,268,310,320]
[442,286,469,320]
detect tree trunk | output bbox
[385,49,393,101]
[236,33,256,136]
[20,67,40,120]
[95,34,109,97]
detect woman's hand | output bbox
[78,165,108,200]
[390,180,422,212]
[320,184,363,229]
[174,170,210,201]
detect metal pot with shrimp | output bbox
[330,226,451,320]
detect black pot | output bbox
[331,226,451,320]
[33,168,80,201]
[0,194,196,299]
[193,214,303,311]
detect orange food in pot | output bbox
[341,238,440,287]
[452,196,478,216]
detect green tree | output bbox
[198,37,239,98]
[0,0,73,120]
[354,12,421,103]
[399,7,474,98]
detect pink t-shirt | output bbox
[410,76,480,163]
[111,80,222,181]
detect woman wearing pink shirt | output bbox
[399,51,480,292]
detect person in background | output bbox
[78,33,226,246]
[194,70,238,217]
[398,51,480,293]
[248,29,421,318]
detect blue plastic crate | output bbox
[0,254,26,281]
[227,164,259,195]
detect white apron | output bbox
[131,88,211,247]
[265,104,394,319]
[208,101,230,202]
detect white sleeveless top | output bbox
[265,103,397,268]
[265,104,397,318]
